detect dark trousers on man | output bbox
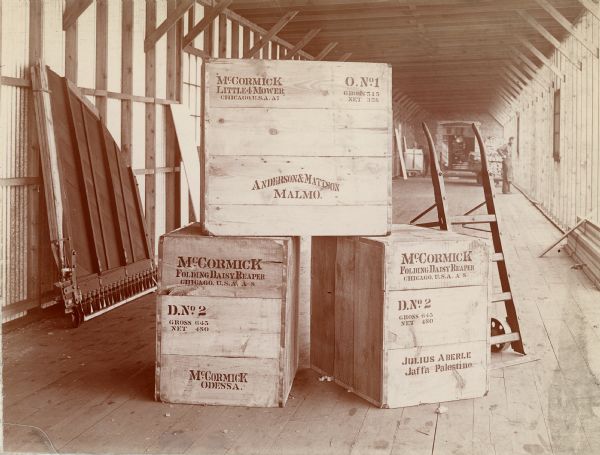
[502,158,512,193]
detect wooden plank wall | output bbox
[392,96,429,177]
[0,0,316,323]
[505,10,600,230]
[0,1,62,322]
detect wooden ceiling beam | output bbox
[510,45,546,76]
[409,91,500,99]
[488,111,505,125]
[533,0,598,55]
[413,101,501,109]
[407,92,500,100]
[396,78,507,86]
[404,87,503,94]
[279,24,558,40]
[516,35,563,78]
[501,72,524,95]
[244,11,299,58]
[503,64,528,87]
[406,106,424,121]
[498,87,517,105]
[577,0,600,20]
[271,14,569,33]
[314,41,338,60]
[417,100,498,107]
[417,102,495,109]
[510,52,549,84]
[398,104,417,116]
[63,0,93,30]
[197,1,313,58]
[395,93,411,106]
[498,90,516,106]
[396,85,510,94]
[231,0,517,10]
[391,58,512,67]
[506,61,546,91]
[145,0,194,52]
[402,102,420,117]
[503,68,531,95]
[233,1,581,20]
[281,28,321,59]
[516,9,581,69]
[183,0,234,49]
[492,96,512,114]
[398,98,417,111]
[405,95,506,103]
[403,93,505,101]
[495,102,513,120]
[251,12,570,28]
[360,49,514,59]
[338,36,545,50]
[497,79,519,100]
[395,72,516,80]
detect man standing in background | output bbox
[497,137,514,194]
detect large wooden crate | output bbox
[203,58,392,236]
[311,225,490,408]
[156,223,299,407]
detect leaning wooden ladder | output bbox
[411,122,525,356]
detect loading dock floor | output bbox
[4,177,600,454]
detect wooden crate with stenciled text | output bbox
[203,58,392,236]
[311,225,491,408]
[156,223,299,407]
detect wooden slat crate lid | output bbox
[362,224,491,289]
[205,58,391,111]
[384,285,488,350]
[159,223,291,299]
[206,156,389,206]
[207,109,390,158]
[369,223,482,242]
[383,340,488,408]
[158,295,282,358]
[159,355,281,408]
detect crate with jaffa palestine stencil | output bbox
[311,224,491,408]
[156,223,299,407]
[203,58,393,236]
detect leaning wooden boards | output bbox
[157,223,299,407]
[203,59,392,236]
[311,225,490,408]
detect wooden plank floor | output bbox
[4,176,600,454]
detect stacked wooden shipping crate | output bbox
[311,226,490,408]
[156,58,490,408]
[156,59,392,407]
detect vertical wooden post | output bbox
[188,2,195,37]
[166,0,181,233]
[231,20,239,58]
[29,0,43,308]
[65,0,78,81]
[243,27,251,56]
[121,0,133,167]
[199,16,214,227]
[146,0,157,249]
[219,13,227,58]
[95,0,108,119]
